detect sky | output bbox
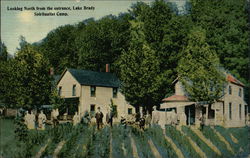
[1,0,186,55]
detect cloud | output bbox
[17,11,34,23]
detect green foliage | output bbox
[111,125,133,158]
[201,126,233,157]
[0,40,8,61]
[14,116,28,142]
[38,25,79,74]
[0,41,52,109]
[165,125,200,158]
[190,0,250,103]
[118,19,167,110]
[131,126,154,158]
[177,27,226,104]
[182,126,218,158]
[92,127,110,158]
[146,125,177,158]
[76,15,131,73]
[109,99,118,117]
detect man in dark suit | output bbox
[95,107,104,130]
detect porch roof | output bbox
[162,95,189,102]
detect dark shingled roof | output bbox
[67,68,120,87]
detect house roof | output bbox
[226,74,244,87]
[59,68,120,88]
[162,95,189,102]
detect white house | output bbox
[56,66,135,122]
[160,74,248,127]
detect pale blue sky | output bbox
[1,0,186,55]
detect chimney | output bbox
[50,67,54,76]
[106,64,110,73]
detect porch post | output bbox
[188,108,191,125]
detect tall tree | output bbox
[190,0,249,103]
[76,14,131,72]
[0,40,52,109]
[38,25,79,74]
[118,19,168,112]
[177,27,226,104]
[0,40,8,61]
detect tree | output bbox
[128,0,193,96]
[118,19,168,112]
[76,14,131,72]
[177,27,226,104]
[0,39,52,109]
[0,40,8,61]
[190,0,250,103]
[38,25,79,74]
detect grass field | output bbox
[0,118,249,158]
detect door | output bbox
[185,104,195,125]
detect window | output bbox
[58,86,62,96]
[90,104,95,112]
[229,102,232,120]
[229,86,232,95]
[113,87,118,98]
[239,104,242,120]
[239,88,242,97]
[128,108,132,114]
[90,86,96,97]
[72,85,76,96]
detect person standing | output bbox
[95,107,104,130]
[200,114,205,131]
[38,110,47,130]
[30,111,36,129]
[106,110,113,127]
[51,108,59,127]
[72,112,80,126]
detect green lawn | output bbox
[0,118,20,158]
[0,118,249,158]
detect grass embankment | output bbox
[201,126,233,158]
[165,125,200,158]
[146,125,177,158]
[215,126,250,157]
[111,125,133,158]
[182,126,220,158]
[1,118,249,158]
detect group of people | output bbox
[24,110,47,130]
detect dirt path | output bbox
[163,129,184,158]
[121,142,127,157]
[129,134,140,158]
[176,126,207,158]
[34,139,51,158]
[191,127,221,156]
[211,127,234,154]
[52,140,66,158]
[148,139,162,158]
[230,133,239,144]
